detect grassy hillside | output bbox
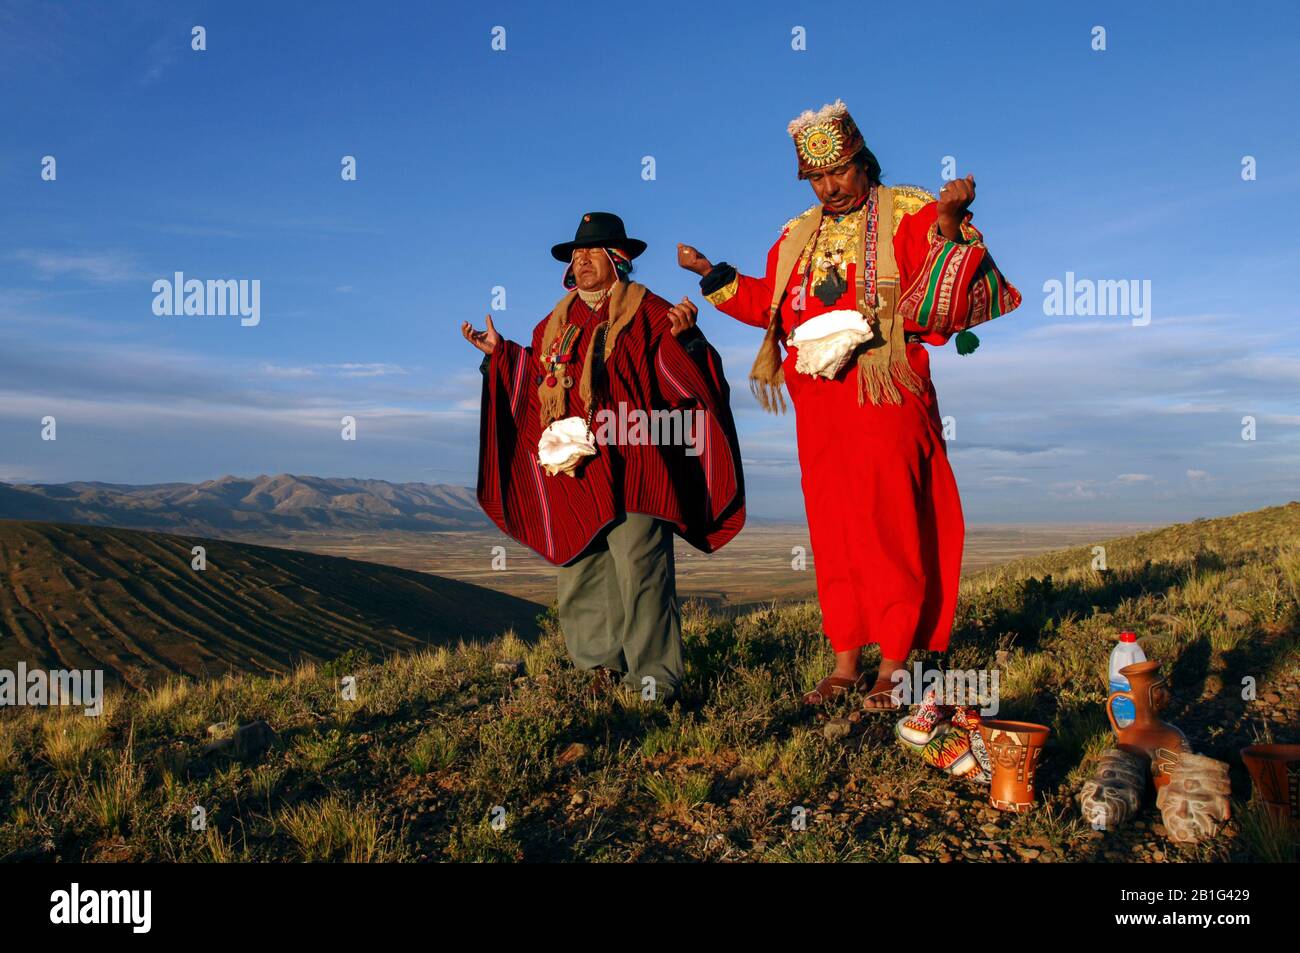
[1,504,1297,862]
[0,520,543,685]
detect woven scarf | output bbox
[749,184,923,412]
[536,279,648,430]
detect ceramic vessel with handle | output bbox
[1106,660,1191,790]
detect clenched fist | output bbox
[666,297,698,337]
[461,314,501,355]
[937,174,975,240]
[677,243,713,277]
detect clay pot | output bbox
[1240,744,1300,823]
[978,720,1050,813]
[1106,660,1191,789]
[1156,753,1231,844]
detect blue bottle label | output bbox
[1109,678,1135,725]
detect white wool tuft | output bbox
[787,99,849,136]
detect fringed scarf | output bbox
[749,184,924,413]
[536,279,648,430]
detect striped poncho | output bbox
[477,288,745,566]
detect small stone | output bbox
[980,823,1001,839]
[557,742,589,767]
[899,854,923,863]
[203,719,276,760]
[1263,692,1282,705]
[823,718,853,742]
[495,659,526,677]
[1015,846,1041,860]
[569,791,587,808]
[727,764,755,784]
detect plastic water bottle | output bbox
[1108,631,1146,728]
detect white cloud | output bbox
[12,249,141,284]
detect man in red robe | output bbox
[678,100,1020,709]
[463,212,745,703]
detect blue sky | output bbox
[2,0,1298,522]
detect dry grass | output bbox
[0,502,1297,862]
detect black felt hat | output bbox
[550,212,647,262]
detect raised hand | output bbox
[461,314,501,355]
[937,174,975,239]
[666,297,699,337]
[676,243,713,277]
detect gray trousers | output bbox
[556,512,682,700]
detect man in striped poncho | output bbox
[462,212,745,704]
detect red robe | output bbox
[478,289,745,566]
[708,198,1019,657]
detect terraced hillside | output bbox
[0,520,543,686]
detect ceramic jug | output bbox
[1106,660,1191,789]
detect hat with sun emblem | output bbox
[788,99,866,179]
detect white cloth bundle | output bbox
[537,415,597,477]
[787,309,874,380]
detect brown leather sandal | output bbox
[801,674,868,707]
[860,677,904,712]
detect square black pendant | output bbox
[813,270,847,306]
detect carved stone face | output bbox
[1077,750,1147,829]
[1155,754,1232,844]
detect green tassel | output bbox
[955,329,980,355]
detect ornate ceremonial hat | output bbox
[788,99,866,179]
[550,211,647,262]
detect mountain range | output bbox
[0,474,491,537]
